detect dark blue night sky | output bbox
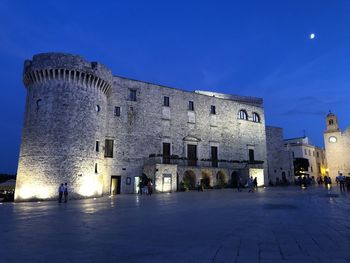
[1,0,350,174]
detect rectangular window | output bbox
[95,141,99,152]
[128,89,137,101]
[211,146,218,167]
[163,96,170,107]
[187,144,197,166]
[249,149,255,162]
[163,143,171,164]
[104,139,114,158]
[317,152,319,158]
[114,106,120,116]
[304,149,307,155]
[188,101,194,111]
[210,105,216,114]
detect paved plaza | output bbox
[0,186,350,263]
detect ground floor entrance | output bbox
[110,176,121,195]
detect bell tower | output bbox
[325,111,339,133]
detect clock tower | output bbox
[323,111,349,181]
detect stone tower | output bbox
[15,53,113,201]
[323,111,350,181]
[325,111,340,132]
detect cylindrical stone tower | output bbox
[15,53,113,201]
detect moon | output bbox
[310,33,315,39]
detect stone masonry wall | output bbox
[105,76,268,192]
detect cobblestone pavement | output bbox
[1,186,350,263]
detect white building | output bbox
[284,137,327,180]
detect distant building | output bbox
[284,137,327,180]
[266,126,293,184]
[324,112,350,181]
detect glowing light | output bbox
[78,174,103,197]
[310,33,315,39]
[16,184,52,200]
[249,168,264,186]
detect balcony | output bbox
[145,154,264,169]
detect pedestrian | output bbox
[147,180,153,196]
[58,183,64,203]
[298,176,302,189]
[237,175,241,192]
[138,181,143,195]
[248,177,254,192]
[253,177,258,190]
[324,176,328,187]
[64,183,68,203]
[338,173,346,192]
[302,176,307,188]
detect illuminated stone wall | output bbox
[106,76,268,190]
[16,52,268,201]
[324,112,350,180]
[266,126,293,184]
[15,53,113,201]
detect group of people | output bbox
[138,180,153,196]
[58,183,68,203]
[235,176,257,192]
[316,176,332,187]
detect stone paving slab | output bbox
[0,186,350,263]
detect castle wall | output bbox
[16,53,268,201]
[15,53,113,201]
[104,76,268,192]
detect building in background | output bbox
[266,126,293,185]
[15,53,268,201]
[324,112,350,181]
[284,137,327,181]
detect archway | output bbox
[231,171,239,188]
[201,171,211,189]
[216,171,227,188]
[183,170,196,190]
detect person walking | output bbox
[237,175,241,192]
[338,173,346,192]
[147,180,153,196]
[253,177,258,191]
[58,183,64,203]
[64,183,68,203]
[248,177,254,192]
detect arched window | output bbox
[252,112,260,123]
[329,119,334,125]
[96,105,100,113]
[36,99,42,110]
[238,110,248,120]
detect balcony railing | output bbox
[145,154,264,169]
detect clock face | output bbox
[329,136,337,143]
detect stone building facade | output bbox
[324,112,350,180]
[15,53,267,201]
[265,126,293,184]
[284,137,327,180]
